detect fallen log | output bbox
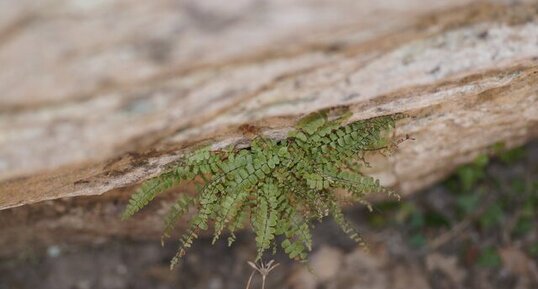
[0,0,537,255]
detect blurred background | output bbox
[1,0,537,289]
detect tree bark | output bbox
[0,0,537,256]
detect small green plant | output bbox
[477,247,502,268]
[492,142,526,164]
[454,154,489,192]
[122,110,401,269]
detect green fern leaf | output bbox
[161,195,194,245]
[122,171,180,219]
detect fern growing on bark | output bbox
[122,110,401,269]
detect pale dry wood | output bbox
[0,0,537,251]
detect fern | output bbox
[161,195,194,245]
[123,110,402,268]
[121,171,181,219]
[253,183,279,259]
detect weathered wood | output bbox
[0,0,537,228]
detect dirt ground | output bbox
[1,141,537,289]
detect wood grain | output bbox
[1,0,537,213]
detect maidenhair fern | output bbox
[122,110,401,269]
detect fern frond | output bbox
[329,200,367,249]
[281,216,312,261]
[123,111,403,268]
[161,195,195,245]
[211,188,249,244]
[253,183,279,260]
[227,202,249,247]
[122,171,180,219]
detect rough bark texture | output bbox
[1,0,538,255]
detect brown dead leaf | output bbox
[426,253,466,284]
[499,246,538,282]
